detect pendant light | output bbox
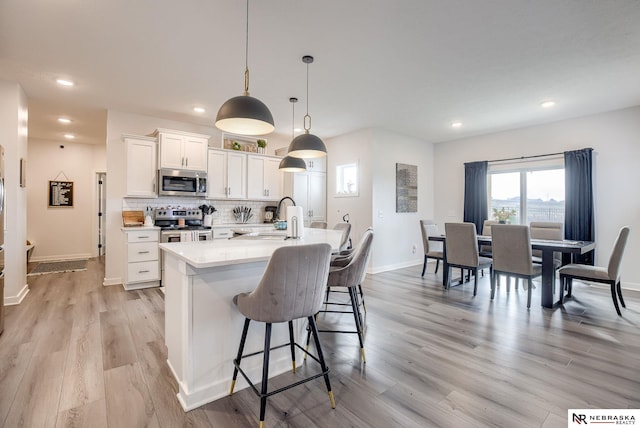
[287,55,327,158]
[279,97,307,172]
[215,0,274,136]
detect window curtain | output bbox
[564,148,594,265]
[463,161,488,234]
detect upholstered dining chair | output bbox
[420,219,444,276]
[529,221,563,265]
[444,222,492,295]
[230,243,335,427]
[310,221,328,229]
[558,226,630,316]
[479,220,499,258]
[490,224,542,309]
[333,222,352,252]
[315,229,374,363]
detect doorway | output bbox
[97,172,106,256]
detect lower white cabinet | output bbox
[124,229,160,290]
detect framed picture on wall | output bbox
[396,163,417,213]
[48,180,74,207]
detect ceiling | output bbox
[2,0,640,146]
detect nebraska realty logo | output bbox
[569,409,638,426]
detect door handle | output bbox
[138,251,150,254]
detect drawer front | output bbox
[127,230,158,243]
[213,228,232,239]
[128,242,158,263]
[127,260,159,283]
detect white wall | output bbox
[327,128,435,273]
[434,106,640,289]
[26,138,106,261]
[0,80,29,305]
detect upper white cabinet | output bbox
[304,157,326,172]
[247,155,282,200]
[124,135,157,198]
[155,129,209,171]
[207,149,247,199]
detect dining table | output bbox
[428,234,596,308]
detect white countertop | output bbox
[159,228,343,269]
[121,226,160,231]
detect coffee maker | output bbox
[264,206,277,223]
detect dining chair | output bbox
[315,229,374,363]
[420,219,444,276]
[558,226,630,316]
[333,222,352,252]
[490,224,542,309]
[444,222,492,295]
[479,220,499,258]
[529,221,563,266]
[230,243,335,426]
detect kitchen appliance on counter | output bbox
[0,145,4,334]
[264,205,277,223]
[158,168,207,197]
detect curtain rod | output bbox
[487,147,593,164]
[487,152,564,163]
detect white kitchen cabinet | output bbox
[155,129,209,171]
[288,171,326,226]
[124,228,160,290]
[304,157,326,172]
[207,149,247,199]
[124,135,158,198]
[247,155,282,200]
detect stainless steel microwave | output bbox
[158,169,207,197]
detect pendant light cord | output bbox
[243,0,250,96]
[291,99,296,140]
[304,60,311,133]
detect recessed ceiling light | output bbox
[451,122,463,128]
[56,78,75,87]
[193,107,206,113]
[57,117,72,124]
[64,133,75,139]
[541,100,556,108]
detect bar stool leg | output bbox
[288,321,296,373]
[230,318,251,395]
[259,323,272,427]
[358,284,367,313]
[349,287,366,363]
[307,315,336,409]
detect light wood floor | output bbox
[1,258,639,428]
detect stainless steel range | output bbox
[155,208,213,243]
[156,208,212,286]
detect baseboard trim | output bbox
[4,284,30,306]
[369,260,422,274]
[31,253,91,263]
[103,277,122,287]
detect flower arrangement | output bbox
[493,207,516,223]
[256,139,267,148]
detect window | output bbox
[489,163,564,224]
[336,162,358,197]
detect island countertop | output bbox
[159,228,344,269]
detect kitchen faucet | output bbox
[275,196,296,220]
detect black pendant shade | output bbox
[215,95,275,136]
[278,155,307,172]
[287,132,327,159]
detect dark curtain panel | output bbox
[564,148,594,264]
[463,161,488,234]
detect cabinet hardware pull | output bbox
[138,236,149,239]
[185,158,188,167]
[139,270,150,273]
[138,251,150,254]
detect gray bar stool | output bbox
[230,243,335,428]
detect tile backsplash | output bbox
[122,198,279,224]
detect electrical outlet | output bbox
[412,244,417,254]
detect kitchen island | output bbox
[159,228,344,411]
